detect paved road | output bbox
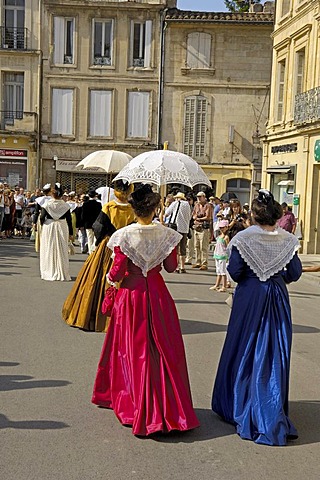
[1,239,320,480]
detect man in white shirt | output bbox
[14,187,25,236]
[164,192,191,273]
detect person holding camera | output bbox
[227,199,248,240]
[192,191,213,271]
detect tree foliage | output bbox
[224,1,261,12]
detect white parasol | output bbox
[76,150,132,173]
[113,150,211,188]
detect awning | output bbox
[277,180,295,186]
[266,166,293,174]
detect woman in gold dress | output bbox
[62,180,134,332]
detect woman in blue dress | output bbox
[212,189,302,446]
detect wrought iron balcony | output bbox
[294,87,320,125]
[0,111,37,133]
[0,27,28,50]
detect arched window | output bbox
[226,179,251,206]
[187,32,211,69]
[183,95,207,159]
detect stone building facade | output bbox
[162,8,274,204]
[263,0,320,253]
[0,0,41,189]
[40,0,174,193]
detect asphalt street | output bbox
[1,238,320,480]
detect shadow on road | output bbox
[292,324,320,334]
[151,408,234,443]
[290,400,320,446]
[0,413,69,430]
[180,319,227,334]
[0,361,20,367]
[290,291,320,298]
[0,375,71,391]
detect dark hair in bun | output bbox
[251,189,283,226]
[52,183,64,199]
[128,184,161,218]
[113,179,131,192]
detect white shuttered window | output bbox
[53,17,75,65]
[277,60,286,122]
[90,90,112,137]
[130,20,152,68]
[183,96,207,158]
[127,91,149,138]
[52,88,73,135]
[187,32,211,69]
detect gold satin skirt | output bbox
[62,237,112,332]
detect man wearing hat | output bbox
[164,191,191,273]
[81,189,102,254]
[192,192,213,270]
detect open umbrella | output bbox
[113,150,211,188]
[76,150,132,173]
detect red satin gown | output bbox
[92,246,199,436]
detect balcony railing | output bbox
[294,87,320,125]
[0,111,37,133]
[0,27,28,50]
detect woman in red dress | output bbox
[92,184,199,436]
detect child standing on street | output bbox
[210,219,229,292]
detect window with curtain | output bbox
[92,19,113,66]
[183,95,207,158]
[130,20,152,68]
[89,90,112,137]
[295,48,305,95]
[51,88,73,135]
[281,0,290,17]
[4,0,25,49]
[4,72,24,122]
[127,91,149,138]
[53,17,75,65]
[186,32,211,69]
[277,60,286,121]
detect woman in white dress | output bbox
[39,183,73,281]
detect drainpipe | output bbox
[157,8,167,150]
[36,0,43,188]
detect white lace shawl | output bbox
[43,199,70,220]
[35,195,51,207]
[227,225,300,281]
[107,222,182,277]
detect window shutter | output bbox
[52,88,73,135]
[128,92,149,138]
[198,33,211,68]
[184,96,207,158]
[144,20,152,68]
[187,33,200,69]
[53,17,65,64]
[195,98,207,157]
[90,90,112,136]
[183,97,196,156]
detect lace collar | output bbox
[43,199,70,220]
[227,225,300,281]
[108,222,182,277]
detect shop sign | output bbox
[293,194,300,206]
[314,140,320,162]
[271,144,298,154]
[56,159,102,173]
[0,149,28,158]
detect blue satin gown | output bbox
[212,247,302,446]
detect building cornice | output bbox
[165,8,274,25]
